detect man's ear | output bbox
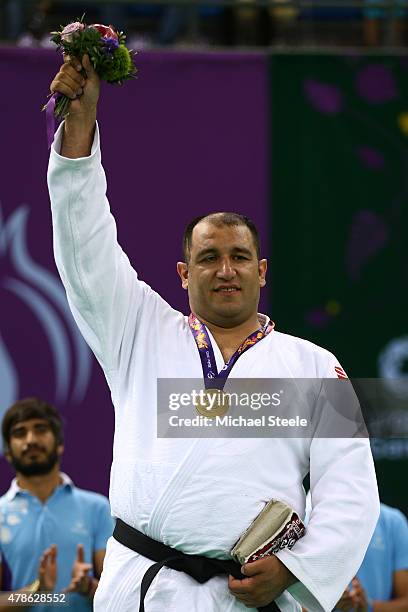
[258,259,267,288]
[177,262,189,290]
[4,450,11,464]
[57,444,64,458]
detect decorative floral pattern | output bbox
[189,313,275,382]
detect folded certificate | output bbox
[231,500,305,565]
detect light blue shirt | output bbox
[357,503,408,602]
[0,473,113,611]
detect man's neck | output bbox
[16,467,62,504]
[198,314,262,362]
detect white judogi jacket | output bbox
[48,124,379,612]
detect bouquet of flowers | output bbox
[44,17,137,119]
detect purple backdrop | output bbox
[0,48,268,496]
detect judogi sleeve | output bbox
[47,123,169,373]
[275,356,380,612]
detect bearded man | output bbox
[0,397,113,611]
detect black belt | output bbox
[113,518,280,612]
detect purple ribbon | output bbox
[45,92,61,150]
[188,313,274,390]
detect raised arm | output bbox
[47,57,171,374]
[50,54,99,158]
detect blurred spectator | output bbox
[232,0,259,46]
[298,2,362,47]
[334,503,408,611]
[4,0,407,48]
[99,4,127,29]
[4,2,128,46]
[305,495,408,612]
[230,0,274,46]
[27,0,53,40]
[2,1,226,49]
[0,398,113,611]
[363,0,407,46]
[5,0,56,46]
[268,0,299,46]
[4,0,25,40]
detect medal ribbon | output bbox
[188,313,274,390]
[44,92,61,150]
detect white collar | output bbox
[4,472,73,501]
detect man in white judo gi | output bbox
[47,55,380,612]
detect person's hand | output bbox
[65,544,93,596]
[50,54,99,156]
[50,54,100,122]
[228,555,296,608]
[38,544,57,592]
[349,578,369,612]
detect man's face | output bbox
[177,221,267,328]
[6,418,63,477]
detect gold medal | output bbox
[195,388,229,418]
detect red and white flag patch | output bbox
[335,365,348,379]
